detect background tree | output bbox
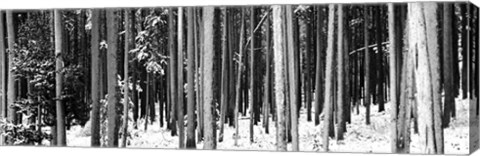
[90,9,101,147]
[202,6,216,150]
[54,9,66,146]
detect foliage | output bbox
[0,119,49,145]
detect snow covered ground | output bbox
[66,98,471,154]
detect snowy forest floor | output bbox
[65,98,472,154]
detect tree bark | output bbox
[234,8,246,146]
[106,9,120,147]
[219,7,229,143]
[186,7,197,149]
[272,5,287,151]
[177,7,185,149]
[169,7,178,136]
[6,10,17,126]
[285,5,299,151]
[120,9,131,148]
[90,9,101,147]
[322,4,336,152]
[202,6,217,150]
[363,5,371,125]
[54,9,66,146]
[336,4,345,140]
[442,3,455,128]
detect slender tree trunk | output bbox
[54,9,66,146]
[363,5,371,125]
[314,6,324,126]
[186,7,197,149]
[0,9,5,146]
[90,9,101,147]
[169,7,178,136]
[106,9,120,147]
[249,6,256,143]
[336,4,345,140]
[263,10,271,134]
[120,9,131,148]
[234,8,245,146]
[442,3,455,128]
[285,5,299,151]
[6,10,16,126]
[202,6,217,150]
[177,7,185,149]
[322,4,336,152]
[219,7,229,143]
[272,5,287,151]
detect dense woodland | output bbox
[0,2,478,154]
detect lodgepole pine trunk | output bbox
[336,4,345,140]
[106,9,120,147]
[219,7,229,143]
[169,7,178,136]
[442,3,455,128]
[314,6,324,126]
[90,9,101,147]
[177,7,185,149]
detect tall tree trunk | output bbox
[263,10,271,134]
[249,6,256,143]
[106,9,120,147]
[375,6,385,113]
[169,7,178,136]
[202,6,217,150]
[177,7,185,149]
[336,4,345,140]
[0,10,5,146]
[234,8,245,146]
[285,5,299,151]
[363,5,371,125]
[272,5,287,151]
[6,10,17,126]
[322,4,336,152]
[186,7,197,149]
[219,7,229,143]
[314,6,325,126]
[408,3,444,154]
[120,9,131,148]
[90,9,101,147]
[54,9,66,146]
[442,3,455,128]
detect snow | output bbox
[66,98,471,154]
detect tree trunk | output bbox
[322,4,336,152]
[249,6,256,143]
[272,5,287,151]
[408,3,444,154]
[177,7,185,149]
[375,6,385,113]
[336,4,345,140]
[219,7,229,143]
[363,5,371,125]
[0,10,5,146]
[90,9,101,147]
[442,3,455,128]
[106,9,120,147]
[6,10,17,126]
[54,9,66,146]
[186,7,197,149]
[121,9,131,148]
[314,6,325,126]
[169,7,178,136]
[285,5,299,151]
[234,8,245,146]
[202,6,217,150]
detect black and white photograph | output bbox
[0,1,479,155]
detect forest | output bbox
[0,2,478,154]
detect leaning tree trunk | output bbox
[272,5,287,151]
[408,3,444,154]
[106,9,120,147]
[202,6,217,150]
[54,9,66,146]
[322,4,336,152]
